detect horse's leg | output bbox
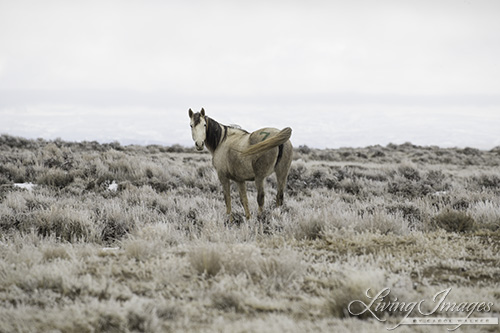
[237,181,251,219]
[255,177,265,214]
[275,168,289,207]
[275,142,292,207]
[219,175,232,220]
[276,179,285,207]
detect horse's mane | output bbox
[229,124,249,134]
[205,117,228,152]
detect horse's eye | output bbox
[190,125,193,128]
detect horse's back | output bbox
[249,128,282,145]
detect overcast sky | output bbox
[1,0,499,149]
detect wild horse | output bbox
[188,108,293,220]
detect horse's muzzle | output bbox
[195,141,204,151]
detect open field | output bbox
[1,134,500,332]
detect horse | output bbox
[188,108,293,220]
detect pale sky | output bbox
[1,0,499,149]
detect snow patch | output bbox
[13,182,36,191]
[107,180,118,192]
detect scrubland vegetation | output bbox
[1,134,499,332]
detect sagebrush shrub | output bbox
[295,217,325,240]
[397,163,421,181]
[477,174,500,190]
[386,203,423,228]
[0,164,26,183]
[211,291,244,312]
[286,161,307,194]
[99,203,136,243]
[387,176,432,198]
[339,179,362,195]
[432,210,475,233]
[468,201,500,231]
[36,206,95,241]
[37,169,74,189]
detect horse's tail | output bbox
[242,127,292,156]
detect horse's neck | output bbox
[205,117,227,153]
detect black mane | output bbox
[205,117,227,152]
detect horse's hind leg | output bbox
[276,183,285,207]
[276,172,287,207]
[275,143,292,207]
[237,181,251,220]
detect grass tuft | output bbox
[42,245,71,261]
[326,269,387,319]
[189,245,223,277]
[257,251,303,291]
[211,291,245,312]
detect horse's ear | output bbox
[188,109,193,118]
[200,108,205,117]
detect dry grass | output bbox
[1,134,500,332]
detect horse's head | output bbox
[188,108,207,151]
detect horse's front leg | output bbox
[237,181,251,220]
[219,175,232,220]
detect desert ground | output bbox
[1,134,499,332]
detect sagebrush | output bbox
[1,134,499,332]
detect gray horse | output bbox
[189,108,293,220]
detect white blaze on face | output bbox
[189,109,207,151]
